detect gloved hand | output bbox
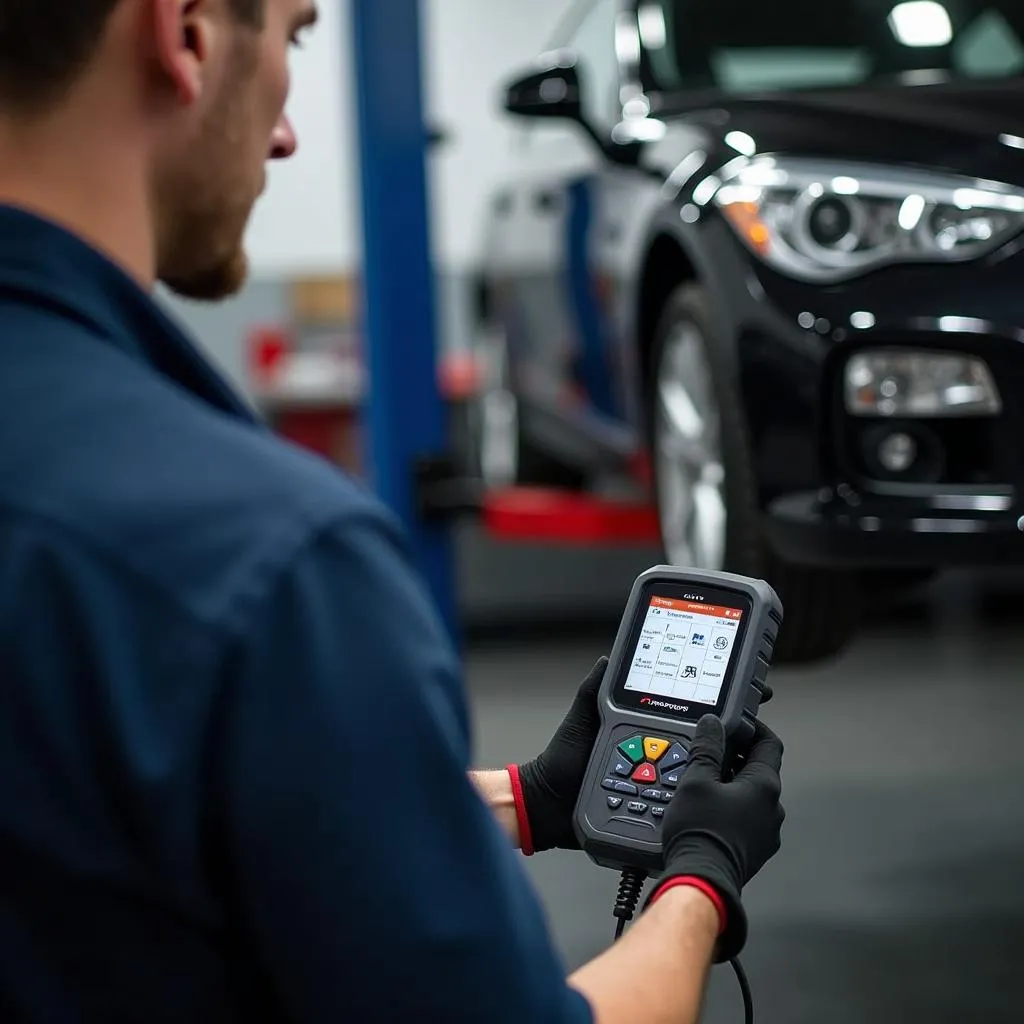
[509,657,607,855]
[647,716,785,962]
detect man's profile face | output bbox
[155,0,316,301]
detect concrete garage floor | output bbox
[464,568,1024,1024]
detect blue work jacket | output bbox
[0,205,591,1023]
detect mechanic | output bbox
[0,1,785,1022]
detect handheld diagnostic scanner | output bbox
[573,566,783,875]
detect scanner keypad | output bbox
[604,734,689,825]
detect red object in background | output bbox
[245,327,662,546]
[248,326,291,384]
[438,352,481,401]
[628,451,654,489]
[246,324,364,472]
[273,408,356,461]
[481,487,661,545]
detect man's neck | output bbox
[0,110,155,288]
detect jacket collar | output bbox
[0,203,258,424]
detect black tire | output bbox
[648,283,861,665]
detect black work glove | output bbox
[649,716,785,962]
[514,658,607,854]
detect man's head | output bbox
[0,0,318,299]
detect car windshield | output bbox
[638,0,1024,96]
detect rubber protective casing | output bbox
[572,566,783,873]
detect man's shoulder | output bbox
[0,312,400,632]
[127,405,395,630]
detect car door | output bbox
[484,0,637,477]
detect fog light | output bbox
[877,431,917,473]
[845,349,1001,417]
[861,423,944,483]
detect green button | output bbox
[618,736,645,764]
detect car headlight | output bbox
[710,156,1024,283]
[845,349,1002,418]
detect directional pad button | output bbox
[631,762,657,784]
[617,736,645,764]
[660,743,689,771]
[644,738,670,762]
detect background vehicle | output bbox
[470,0,1024,662]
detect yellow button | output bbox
[644,737,670,762]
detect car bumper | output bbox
[766,488,1024,568]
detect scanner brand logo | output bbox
[640,696,689,712]
[682,594,704,602]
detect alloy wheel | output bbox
[654,321,728,571]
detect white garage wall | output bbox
[243,0,574,276]
[423,0,575,271]
[242,0,357,274]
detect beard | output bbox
[153,41,261,301]
[160,241,250,302]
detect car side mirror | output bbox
[503,57,583,122]
[502,53,642,167]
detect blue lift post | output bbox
[350,0,459,645]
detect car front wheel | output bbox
[649,283,861,664]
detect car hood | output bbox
[651,79,1024,187]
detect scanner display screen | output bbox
[620,594,745,715]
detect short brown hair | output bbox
[0,0,266,114]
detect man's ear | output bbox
[151,0,213,105]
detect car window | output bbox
[637,0,1024,95]
[568,0,623,132]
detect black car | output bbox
[468,0,1024,662]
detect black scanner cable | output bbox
[611,867,754,1024]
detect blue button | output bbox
[660,743,689,771]
[661,768,682,788]
[610,756,633,778]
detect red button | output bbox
[632,763,657,784]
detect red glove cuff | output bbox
[648,876,727,936]
[506,764,535,857]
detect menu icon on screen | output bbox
[623,594,744,709]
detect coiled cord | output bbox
[612,867,647,939]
